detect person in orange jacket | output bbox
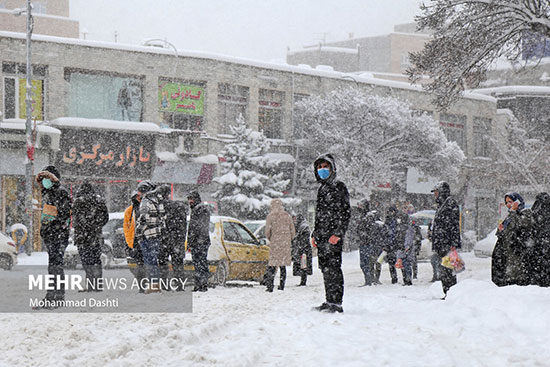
[124,186,150,292]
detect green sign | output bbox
[159,82,204,115]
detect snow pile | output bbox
[2,253,550,366]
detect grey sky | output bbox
[70,0,422,62]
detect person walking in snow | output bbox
[136,184,169,293]
[410,218,423,280]
[431,181,461,297]
[383,205,405,285]
[124,182,155,293]
[292,213,312,286]
[311,153,351,313]
[72,181,109,291]
[399,212,415,286]
[529,192,550,287]
[356,199,380,286]
[492,192,532,287]
[264,199,295,292]
[187,190,211,292]
[35,165,72,307]
[159,198,188,291]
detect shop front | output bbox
[47,118,159,213]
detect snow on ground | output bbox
[2,251,550,367]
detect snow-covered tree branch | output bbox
[407,0,550,109]
[295,87,465,196]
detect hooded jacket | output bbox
[312,153,351,247]
[72,182,109,246]
[136,185,168,241]
[36,166,72,242]
[431,183,461,256]
[265,199,295,266]
[187,191,211,250]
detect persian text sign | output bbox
[158,82,204,115]
[56,128,155,179]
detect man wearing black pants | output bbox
[431,181,461,298]
[187,191,211,292]
[311,154,351,313]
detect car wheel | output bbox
[0,253,14,270]
[213,260,228,287]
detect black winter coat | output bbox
[188,203,211,250]
[432,196,461,257]
[384,217,406,253]
[164,200,188,248]
[40,183,72,243]
[357,211,383,255]
[72,186,109,247]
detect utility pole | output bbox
[24,0,34,255]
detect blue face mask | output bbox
[42,178,53,189]
[317,168,330,180]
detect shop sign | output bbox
[159,82,204,115]
[56,128,155,179]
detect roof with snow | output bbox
[472,85,550,96]
[48,117,163,133]
[0,31,496,105]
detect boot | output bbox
[278,279,285,291]
[298,274,307,286]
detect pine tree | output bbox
[213,115,296,219]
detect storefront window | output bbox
[440,113,467,151]
[259,88,284,139]
[2,62,46,120]
[473,117,491,157]
[66,70,143,121]
[217,83,249,135]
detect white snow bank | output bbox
[2,253,550,366]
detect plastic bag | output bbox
[441,247,465,273]
[377,250,387,264]
[300,254,307,269]
[394,258,404,269]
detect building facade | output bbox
[0,30,506,237]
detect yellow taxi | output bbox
[184,216,269,286]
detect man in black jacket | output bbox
[187,191,211,292]
[159,199,188,291]
[311,153,351,313]
[431,181,461,297]
[72,181,109,291]
[36,165,72,307]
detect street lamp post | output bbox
[23,0,34,254]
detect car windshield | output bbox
[245,222,263,233]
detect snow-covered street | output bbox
[2,251,549,367]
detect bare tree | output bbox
[407,0,550,110]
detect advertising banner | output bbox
[159,81,204,115]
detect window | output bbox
[217,83,249,135]
[2,62,47,120]
[33,2,47,14]
[66,70,143,121]
[232,223,258,245]
[159,79,205,130]
[473,117,491,157]
[223,222,242,243]
[259,89,285,139]
[293,93,309,139]
[439,113,466,151]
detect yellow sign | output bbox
[18,79,43,120]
